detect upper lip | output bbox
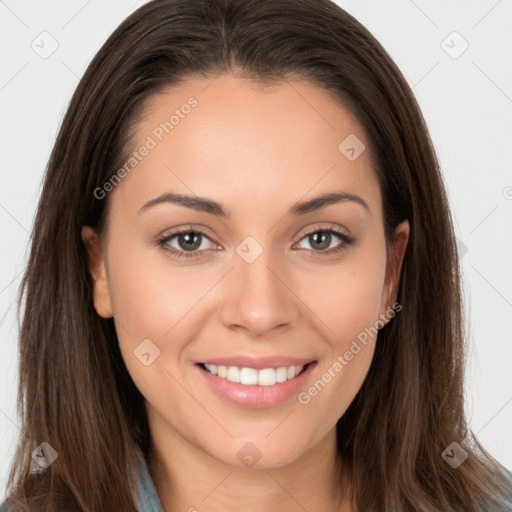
[197,356,316,370]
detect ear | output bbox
[81,226,113,318]
[379,219,410,323]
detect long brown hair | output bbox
[3,0,511,510]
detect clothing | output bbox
[1,451,512,511]
[135,446,164,512]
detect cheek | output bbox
[292,250,386,416]
[106,235,211,339]
[104,237,203,396]
[297,344,375,441]
[296,251,387,346]
[296,273,381,429]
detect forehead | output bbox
[114,73,381,219]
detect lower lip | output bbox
[196,362,317,409]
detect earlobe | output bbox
[380,219,410,322]
[81,226,113,319]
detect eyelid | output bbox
[295,222,350,239]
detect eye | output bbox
[294,224,355,256]
[157,227,217,260]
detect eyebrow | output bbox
[138,191,371,217]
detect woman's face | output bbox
[83,73,409,469]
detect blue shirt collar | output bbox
[135,447,164,512]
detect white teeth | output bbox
[226,366,240,383]
[204,363,217,375]
[257,368,276,386]
[240,367,258,385]
[202,364,305,386]
[276,367,288,383]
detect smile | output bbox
[201,363,305,386]
[195,360,317,408]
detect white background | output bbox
[1,0,511,500]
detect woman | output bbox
[1,0,511,510]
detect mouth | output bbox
[198,362,310,386]
[195,360,317,409]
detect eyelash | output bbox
[157,224,355,260]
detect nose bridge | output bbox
[219,236,299,335]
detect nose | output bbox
[219,247,300,338]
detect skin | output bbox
[82,73,409,512]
